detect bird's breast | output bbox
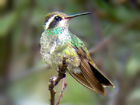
[40,30,81,73]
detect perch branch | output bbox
[48,57,67,105]
[55,78,67,105]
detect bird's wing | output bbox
[70,34,114,95]
[77,47,105,95]
[69,72,96,92]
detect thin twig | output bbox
[89,17,139,55]
[55,78,67,105]
[48,57,67,105]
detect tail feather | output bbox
[88,62,115,87]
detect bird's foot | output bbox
[58,57,68,79]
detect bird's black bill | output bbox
[65,12,90,19]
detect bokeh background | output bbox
[0,0,140,105]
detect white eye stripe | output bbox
[45,15,57,30]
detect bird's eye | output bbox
[54,16,62,21]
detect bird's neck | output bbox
[44,27,71,44]
[44,27,70,36]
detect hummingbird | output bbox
[40,11,115,95]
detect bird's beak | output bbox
[65,12,90,19]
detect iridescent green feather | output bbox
[70,33,88,54]
[43,27,65,36]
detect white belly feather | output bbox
[40,31,81,73]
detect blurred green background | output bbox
[0,0,140,105]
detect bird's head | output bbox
[44,11,90,30]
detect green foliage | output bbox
[0,0,140,105]
[0,12,17,36]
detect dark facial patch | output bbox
[48,16,62,29]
